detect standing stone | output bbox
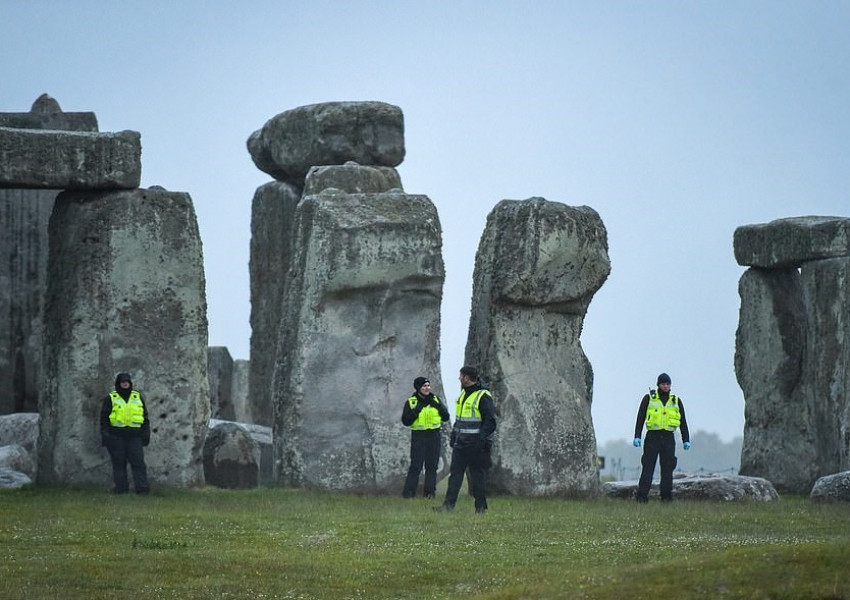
[247,102,405,182]
[735,216,850,493]
[231,359,251,424]
[735,268,818,492]
[248,181,301,426]
[801,257,850,475]
[39,187,209,487]
[466,198,610,496]
[273,190,444,492]
[208,346,235,420]
[0,95,97,415]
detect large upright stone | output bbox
[0,127,141,190]
[273,190,444,492]
[248,181,301,426]
[801,257,850,475]
[735,267,818,492]
[231,359,251,424]
[247,102,405,182]
[466,198,610,496]
[208,346,235,421]
[39,187,209,487]
[0,95,99,415]
[734,216,850,268]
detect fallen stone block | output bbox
[811,471,850,502]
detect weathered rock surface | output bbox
[1,96,98,415]
[230,359,251,424]
[39,187,209,487]
[0,412,39,456]
[302,163,403,196]
[735,216,850,494]
[203,421,260,489]
[810,471,850,502]
[735,268,818,492]
[466,198,610,496]
[248,181,301,426]
[247,102,405,181]
[0,127,141,190]
[603,474,779,501]
[734,216,850,268]
[0,93,97,131]
[208,346,235,420]
[0,444,35,479]
[210,418,272,483]
[274,190,445,492]
[0,468,31,489]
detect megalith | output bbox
[208,346,235,420]
[466,198,610,496]
[735,216,850,493]
[39,187,209,487]
[246,103,406,428]
[248,180,301,426]
[0,94,98,415]
[273,188,445,492]
[247,101,404,181]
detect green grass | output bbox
[1,486,849,599]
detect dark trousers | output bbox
[106,435,149,494]
[444,445,490,510]
[403,430,441,497]
[637,431,677,501]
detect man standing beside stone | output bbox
[435,366,497,514]
[401,376,449,498]
[633,372,690,503]
[100,373,151,494]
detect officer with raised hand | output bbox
[401,376,449,498]
[633,372,690,503]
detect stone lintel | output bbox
[734,216,850,268]
[0,127,141,190]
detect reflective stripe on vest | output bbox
[408,396,443,430]
[109,390,144,428]
[645,392,681,432]
[453,389,490,435]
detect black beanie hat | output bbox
[115,372,132,387]
[413,377,430,391]
[657,372,671,385]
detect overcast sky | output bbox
[3,2,848,444]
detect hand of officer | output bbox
[683,441,691,450]
[633,438,641,448]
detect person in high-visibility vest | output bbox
[433,365,497,514]
[633,372,691,502]
[401,376,450,498]
[99,373,151,494]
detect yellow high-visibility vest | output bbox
[408,396,443,430]
[453,389,490,434]
[108,391,145,428]
[645,392,681,432]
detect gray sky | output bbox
[3,2,848,444]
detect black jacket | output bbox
[452,383,497,448]
[100,376,150,445]
[633,390,689,443]
[401,392,450,428]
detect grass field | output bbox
[1,485,849,599]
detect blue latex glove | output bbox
[633,438,641,448]
[683,441,691,450]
